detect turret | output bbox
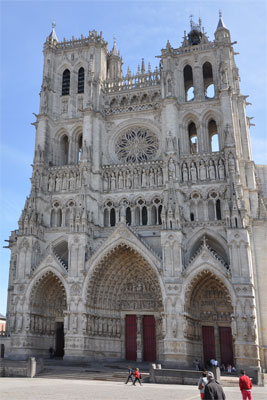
[214,11,231,44]
[107,35,123,80]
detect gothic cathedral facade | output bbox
[4,16,267,378]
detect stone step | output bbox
[38,368,150,382]
[220,375,239,387]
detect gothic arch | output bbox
[186,228,228,260]
[83,232,163,301]
[84,243,164,331]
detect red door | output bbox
[219,327,233,366]
[143,315,156,362]
[202,326,215,366]
[125,315,137,361]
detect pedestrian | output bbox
[125,365,134,384]
[197,371,208,400]
[239,370,253,400]
[203,371,226,400]
[132,367,142,386]
[193,358,200,370]
[49,347,54,359]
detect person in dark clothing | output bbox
[125,365,134,384]
[204,371,226,400]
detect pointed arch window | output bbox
[203,62,214,99]
[208,120,219,152]
[62,69,70,96]
[78,67,84,93]
[184,65,194,101]
[188,122,198,154]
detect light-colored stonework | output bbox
[3,16,267,377]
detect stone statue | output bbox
[218,159,225,180]
[133,169,139,188]
[190,162,197,183]
[208,160,216,180]
[182,163,188,182]
[118,171,124,189]
[141,169,147,187]
[199,160,206,181]
[48,175,54,192]
[110,172,116,190]
[157,168,163,186]
[103,173,109,191]
[168,158,176,180]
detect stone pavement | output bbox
[1,378,267,400]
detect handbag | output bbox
[198,379,204,390]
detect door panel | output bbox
[55,322,64,358]
[219,326,233,366]
[125,315,137,361]
[202,326,215,365]
[143,315,156,362]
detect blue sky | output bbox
[0,0,266,315]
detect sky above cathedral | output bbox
[0,0,266,314]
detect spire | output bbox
[48,20,58,42]
[217,10,226,29]
[111,33,119,56]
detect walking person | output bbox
[125,365,134,384]
[239,370,253,400]
[132,367,142,386]
[197,371,208,400]
[203,371,226,400]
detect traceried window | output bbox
[115,127,159,163]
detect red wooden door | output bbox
[202,326,215,365]
[219,327,233,366]
[125,315,137,361]
[143,315,156,362]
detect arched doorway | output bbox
[86,243,163,361]
[29,271,67,358]
[185,270,234,368]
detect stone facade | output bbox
[4,16,267,376]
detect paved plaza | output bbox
[1,378,267,400]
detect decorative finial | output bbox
[202,235,207,247]
[113,33,116,45]
[189,14,193,29]
[52,20,56,30]
[219,9,222,18]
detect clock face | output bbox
[115,127,159,163]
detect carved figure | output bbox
[118,171,124,189]
[199,160,206,181]
[182,163,188,182]
[157,168,163,186]
[190,162,197,183]
[141,169,147,187]
[208,160,216,180]
[218,159,225,180]
[103,173,109,191]
[48,175,54,192]
[110,172,116,190]
[168,158,176,180]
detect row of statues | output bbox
[48,170,81,192]
[103,166,163,191]
[181,158,225,183]
[66,313,121,337]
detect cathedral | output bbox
[3,14,267,380]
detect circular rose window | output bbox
[115,127,159,163]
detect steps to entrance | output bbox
[38,360,150,383]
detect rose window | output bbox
[115,127,159,163]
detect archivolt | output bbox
[86,243,163,314]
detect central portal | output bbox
[125,314,156,362]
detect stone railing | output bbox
[105,101,161,115]
[102,160,164,192]
[104,70,161,93]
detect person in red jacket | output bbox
[239,370,253,400]
[132,367,142,386]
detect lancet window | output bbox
[51,202,62,227]
[188,122,198,154]
[59,134,69,165]
[184,65,194,101]
[208,119,219,152]
[203,62,214,98]
[62,69,70,96]
[104,201,116,227]
[78,67,84,93]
